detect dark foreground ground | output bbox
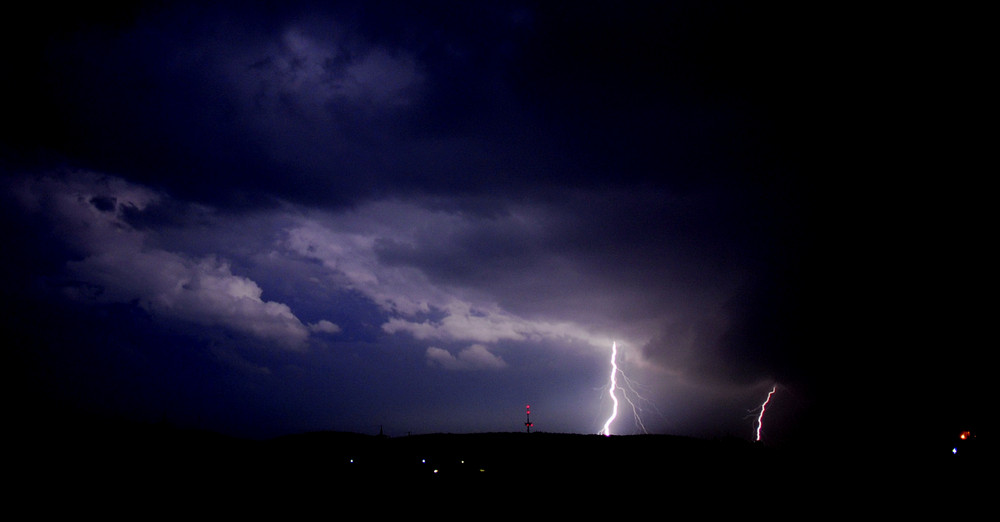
[10,419,985,515]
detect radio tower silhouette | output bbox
[524,404,533,433]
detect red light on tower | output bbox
[525,404,533,433]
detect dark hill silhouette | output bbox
[9,417,985,515]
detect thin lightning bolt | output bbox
[755,385,777,442]
[601,342,620,437]
[618,373,649,433]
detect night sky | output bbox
[2,1,985,453]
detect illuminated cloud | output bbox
[426,344,507,371]
[13,173,310,350]
[71,251,310,350]
[308,319,342,334]
[281,203,604,349]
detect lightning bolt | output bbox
[601,342,620,437]
[755,385,777,442]
[600,341,657,436]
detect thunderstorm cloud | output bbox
[4,1,979,447]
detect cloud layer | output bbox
[427,344,507,371]
[11,173,314,350]
[0,1,876,443]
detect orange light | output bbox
[960,431,971,440]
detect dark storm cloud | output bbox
[1,1,851,442]
[8,1,811,207]
[8,1,544,208]
[366,182,806,390]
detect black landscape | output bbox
[11,416,983,514]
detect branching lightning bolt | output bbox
[617,371,650,433]
[600,341,657,436]
[755,385,777,442]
